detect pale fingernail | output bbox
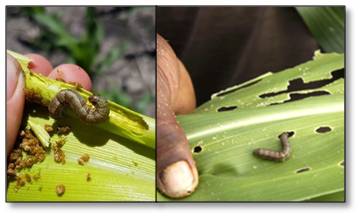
[159,160,198,198]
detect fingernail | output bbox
[7,55,21,100]
[159,160,198,198]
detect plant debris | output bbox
[78,154,90,166]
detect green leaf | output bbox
[307,190,344,201]
[296,6,345,53]
[7,50,155,149]
[158,52,344,201]
[7,51,155,201]
[7,106,155,201]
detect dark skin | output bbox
[157,34,199,198]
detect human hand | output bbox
[156,34,199,198]
[6,53,92,155]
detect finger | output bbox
[48,64,92,91]
[174,59,196,114]
[26,53,53,76]
[157,34,196,114]
[6,54,25,155]
[157,118,199,198]
[157,34,198,198]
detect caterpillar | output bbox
[48,89,110,123]
[253,132,291,162]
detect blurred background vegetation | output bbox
[6,6,155,116]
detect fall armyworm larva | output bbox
[253,132,291,162]
[48,89,110,123]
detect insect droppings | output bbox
[48,89,110,123]
[52,140,66,164]
[295,167,311,173]
[15,176,26,189]
[253,132,291,162]
[86,173,91,182]
[25,173,32,183]
[44,124,54,133]
[56,126,72,135]
[78,153,90,166]
[33,172,41,181]
[7,129,46,178]
[56,184,65,196]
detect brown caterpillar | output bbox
[253,132,291,162]
[48,89,110,123]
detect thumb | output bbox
[6,54,25,155]
[157,111,199,198]
[156,34,198,198]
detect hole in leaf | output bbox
[217,106,238,112]
[316,126,332,133]
[269,91,330,106]
[193,146,202,153]
[338,160,344,167]
[278,131,295,138]
[216,79,262,97]
[331,69,345,79]
[260,69,344,98]
[288,91,330,101]
[296,167,311,173]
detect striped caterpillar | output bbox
[253,132,291,162]
[48,89,110,123]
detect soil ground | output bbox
[6,6,155,117]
